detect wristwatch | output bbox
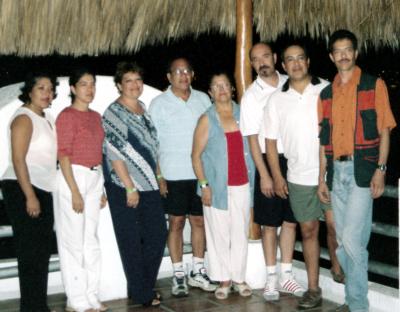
[376,164,387,172]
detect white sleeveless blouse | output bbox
[2,107,57,192]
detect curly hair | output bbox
[19,72,58,103]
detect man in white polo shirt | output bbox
[240,42,304,301]
[264,43,332,309]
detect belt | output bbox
[337,155,353,162]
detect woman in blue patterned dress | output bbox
[102,62,167,307]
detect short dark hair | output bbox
[166,57,193,73]
[114,62,144,86]
[19,71,58,103]
[281,42,309,62]
[249,42,275,60]
[328,29,358,52]
[69,68,96,101]
[208,71,234,89]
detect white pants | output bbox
[53,165,104,311]
[204,183,250,283]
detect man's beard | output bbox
[259,65,272,77]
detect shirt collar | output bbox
[281,76,321,92]
[255,71,285,91]
[332,65,361,88]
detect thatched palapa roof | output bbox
[0,0,398,56]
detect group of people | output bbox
[1,29,396,312]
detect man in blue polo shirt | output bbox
[149,57,215,297]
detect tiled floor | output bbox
[0,278,340,312]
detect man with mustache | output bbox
[149,58,215,297]
[318,30,396,312]
[240,43,304,302]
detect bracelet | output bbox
[199,182,209,189]
[126,187,138,194]
[198,179,208,186]
[156,174,163,180]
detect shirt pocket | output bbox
[360,109,379,140]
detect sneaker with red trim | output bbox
[279,271,305,297]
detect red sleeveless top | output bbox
[225,130,248,186]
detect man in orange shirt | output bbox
[318,30,396,312]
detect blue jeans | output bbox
[331,161,372,312]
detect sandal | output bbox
[142,297,161,308]
[215,284,231,300]
[232,282,252,297]
[331,267,345,284]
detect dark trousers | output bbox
[2,180,54,312]
[105,183,167,304]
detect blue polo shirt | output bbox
[149,86,211,180]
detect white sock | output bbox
[266,265,277,275]
[193,257,204,273]
[281,263,292,274]
[173,262,184,274]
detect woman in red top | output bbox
[192,73,255,300]
[54,68,107,312]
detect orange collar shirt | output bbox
[319,66,396,159]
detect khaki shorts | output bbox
[287,182,331,223]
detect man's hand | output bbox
[260,175,275,198]
[370,170,385,199]
[201,187,212,207]
[317,181,331,204]
[274,176,288,199]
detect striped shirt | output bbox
[102,101,159,191]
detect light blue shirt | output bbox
[149,87,211,180]
[198,103,255,210]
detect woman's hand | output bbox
[26,195,41,218]
[100,193,107,208]
[127,191,140,208]
[72,190,84,213]
[201,186,212,207]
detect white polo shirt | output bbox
[240,72,287,153]
[263,77,329,186]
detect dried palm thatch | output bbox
[0,0,398,56]
[253,0,400,50]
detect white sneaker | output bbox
[188,268,217,292]
[263,273,279,301]
[279,271,305,297]
[171,271,189,297]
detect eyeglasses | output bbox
[210,83,232,91]
[170,68,193,75]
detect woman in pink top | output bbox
[53,68,107,312]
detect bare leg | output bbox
[262,226,277,266]
[189,215,205,258]
[325,210,341,275]
[279,221,297,264]
[167,215,186,263]
[299,220,320,290]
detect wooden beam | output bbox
[235,0,261,240]
[234,0,252,102]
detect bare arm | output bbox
[370,127,390,198]
[156,161,167,197]
[191,115,211,206]
[58,156,85,213]
[10,115,40,218]
[266,138,288,199]
[317,145,330,204]
[248,135,274,198]
[112,160,139,208]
